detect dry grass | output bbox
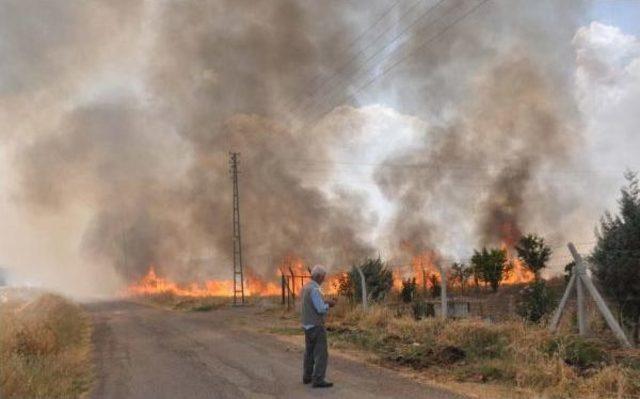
[325,304,640,398]
[0,293,92,399]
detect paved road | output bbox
[87,301,466,399]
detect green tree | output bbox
[334,272,354,301]
[564,261,575,285]
[341,257,394,303]
[428,273,441,298]
[472,259,482,290]
[471,247,510,293]
[515,234,552,280]
[401,277,417,303]
[591,171,640,344]
[450,262,472,294]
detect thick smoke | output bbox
[375,54,582,261]
[8,0,381,287]
[3,0,627,294]
[373,2,587,262]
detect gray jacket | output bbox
[301,280,328,327]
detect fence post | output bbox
[288,267,296,304]
[576,271,588,336]
[422,268,427,295]
[549,243,632,348]
[568,243,630,347]
[439,266,447,319]
[549,272,576,332]
[356,266,367,312]
[281,274,285,305]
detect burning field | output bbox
[125,243,534,302]
[126,256,345,300]
[127,266,278,298]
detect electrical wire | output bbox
[283,0,405,111]
[299,0,491,132]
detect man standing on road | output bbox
[301,265,336,388]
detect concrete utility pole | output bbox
[229,152,245,305]
[439,266,448,319]
[356,266,368,312]
[549,242,631,348]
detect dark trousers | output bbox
[303,326,328,383]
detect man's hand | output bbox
[325,298,337,308]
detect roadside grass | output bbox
[325,303,640,398]
[266,326,304,336]
[0,293,92,399]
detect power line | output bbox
[293,0,433,117]
[296,0,450,120]
[356,0,490,99]
[283,0,404,111]
[272,158,634,176]
[299,0,491,133]
[244,158,633,183]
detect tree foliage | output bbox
[428,273,441,298]
[515,234,552,279]
[334,272,354,300]
[516,280,553,323]
[401,278,417,303]
[564,261,575,285]
[471,247,510,293]
[337,257,394,303]
[591,171,640,344]
[450,262,472,294]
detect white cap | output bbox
[310,265,327,278]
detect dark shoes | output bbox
[303,377,333,388]
[312,381,334,388]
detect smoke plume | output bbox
[2,0,635,294]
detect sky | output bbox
[590,0,640,36]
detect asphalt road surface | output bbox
[87,301,466,399]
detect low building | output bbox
[423,297,488,319]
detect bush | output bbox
[338,257,394,303]
[334,272,354,301]
[411,301,427,320]
[547,336,609,372]
[445,322,508,359]
[516,280,554,323]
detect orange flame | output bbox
[500,243,534,285]
[127,266,281,297]
[411,251,441,287]
[278,254,308,294]
[278,254,339,295]
[392,269,403,291]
